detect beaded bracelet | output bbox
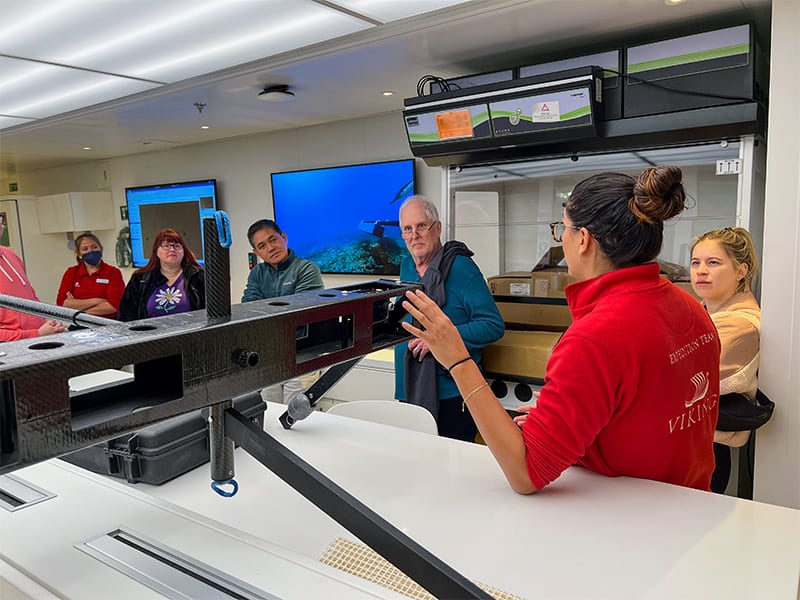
[463,382,489,403]
[446,356,473,373]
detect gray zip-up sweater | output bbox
[241,250,323,301]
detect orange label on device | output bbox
[435,109,474,139]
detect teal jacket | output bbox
[394,253,504,400]
[241,250,324,301]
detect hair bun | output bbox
[630,166,686,224]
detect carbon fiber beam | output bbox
[203,217,231,321]
[202,215,235,482]
[0,293,117,328]
[0,279,420,474]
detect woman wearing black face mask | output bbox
[56,232,125,318]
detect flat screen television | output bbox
[270,159,415,275]
[125,179,218,267]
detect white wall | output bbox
[454,190,501,278]
[754,0,800,509]
[9,114,444,303]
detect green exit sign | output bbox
[8,182,18,193]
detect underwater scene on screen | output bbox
[271,160,415,275]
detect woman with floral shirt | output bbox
[119,229,205,321]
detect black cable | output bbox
[415,74,457,96]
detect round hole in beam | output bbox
[28,341,64,350]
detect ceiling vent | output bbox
[258,84,295,102]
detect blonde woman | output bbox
[690,227,760,493]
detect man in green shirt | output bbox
[242,219,324,403]
[242,219,324,301]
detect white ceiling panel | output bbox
[0,116,34,130]
[0,56,160,119]
[332,0,477,22]
[0,0,374,83]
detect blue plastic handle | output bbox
[214,210,232,248]
[211,478,239,497]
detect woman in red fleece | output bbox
[402,166,719,493]
[0,218,66,341]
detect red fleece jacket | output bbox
[522,263,719,491]
[0,248,46,341]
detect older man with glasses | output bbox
[394,194,504,442]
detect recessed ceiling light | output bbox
[382,91,394,96]
[200,125,210,129]
[664,0,687,5]
[82,146,92,150]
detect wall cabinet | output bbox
[37,191,115,233]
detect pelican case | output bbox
[61,392,266,484]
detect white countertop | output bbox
[101,401,800,600]
[0,461,410,600]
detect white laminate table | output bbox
[109,401,800,600]
[0,461,410,600]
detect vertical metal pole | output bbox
[203,216,231,321]
[203,215,234,483]
[209,400,235,482]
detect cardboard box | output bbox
[496,302,571,331]
[488,248,573,331]
[488,267,573,298]
[530,268,571,298]
[488,246,573,299]
[483,330,562,379]
[488,266,573,330]
[488,272,533,296]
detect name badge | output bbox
[96,278,109,284]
